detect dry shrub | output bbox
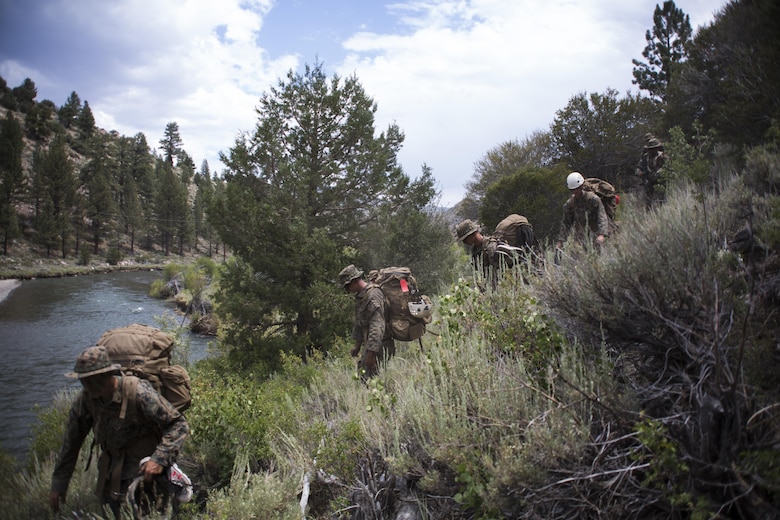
[538,176,780,518]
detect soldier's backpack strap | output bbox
[119,375,140,420]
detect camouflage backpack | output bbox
[97,324,192,414]
[583,177,619,220]
[493,214,538,250]
[367,267,433,342]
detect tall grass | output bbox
[4,174,777,518]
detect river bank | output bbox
[0,270,214,462]
[0,263,165,304]
[0,279,20,303]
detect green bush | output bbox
[183,354,310,489]
[193,256,220,280]
[162,262,185,282]
[148,278,171,298]
[105,246,123,265]
[78,245,91,266]
[27,389,77,468]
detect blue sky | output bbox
[0,0,725,206]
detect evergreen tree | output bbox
[122,176,143,253]
[0,111,24,254]
[666,0,780,148]
[361,164,459,287]
[81,137,117,254]
[210,61,441,370]
[11,78,37,113]
[192,160,213,253]
[154,161,189,255]
[58,91,82,129]
[177,150,195,184]
[460,131,555,220]
[208,170,227,258]
[24,101,54,140]
[550,89,658,189]
[76,101,95,139]
[479,164,571,244]
[32,137,78,258]
[35,195,59,257]
[632,0,692,102]
[159,122,183,166]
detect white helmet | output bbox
[566,172,585,190]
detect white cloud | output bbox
[51,0,298,171]
[0,60,55,95]
[336,0,722,205]
[2,0,724,206]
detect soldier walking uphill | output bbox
[50,346,189,518]
[455,219,524,289]
[339,264,395,380]
[556,171,609,251]
[636,133,666,207]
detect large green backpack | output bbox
[583,177,619,220]
[96,324,192,413]
[367,267,433,342]
[493,214,538,250]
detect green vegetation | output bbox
[3,167,780,517]
[1,0,779,517]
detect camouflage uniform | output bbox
[51,348,188,509]
[455,219,522,289]
[351,284,395,367]
[558,190,609,246]
[470,235,517,272]
[636,134,666,207]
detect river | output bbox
[0,270,214,462]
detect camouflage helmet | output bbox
[644,135,663,149]
[338,264,364,288]
[65,346,121,379]
[455,219,480,242]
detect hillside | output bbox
[0,86,223,269]
[2,0,780,515]
[2,173,778,519]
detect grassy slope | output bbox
[2,174,779,519]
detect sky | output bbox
[0,0,726,207]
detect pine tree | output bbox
[81,138,117,254]
[632,0,692,102]
[122,176,142,253]
[0,111,24,254]
[58,91,81,129]
[154,161,188,255]
[11,78,37,113]
[24,101,54,140]
[159,122,183,166]
[32,137,78,258]
[211,61,443,369]
[76,101,95,138]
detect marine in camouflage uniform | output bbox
[50,346,189,517]
[455,219,522,288]
[557,179,609,249]
[635,133,666,207]
[339,265,395,379]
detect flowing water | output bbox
[0,270,213,461]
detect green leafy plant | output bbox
[105,246,122,265]
[78,245,91,266]
[365,377,396,416]
[454,460,500,520]
[633,414,710,517]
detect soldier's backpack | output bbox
[583,177,619,220]
[493,214,538,250]
[367,267,433,342]
[97,323,192,414]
